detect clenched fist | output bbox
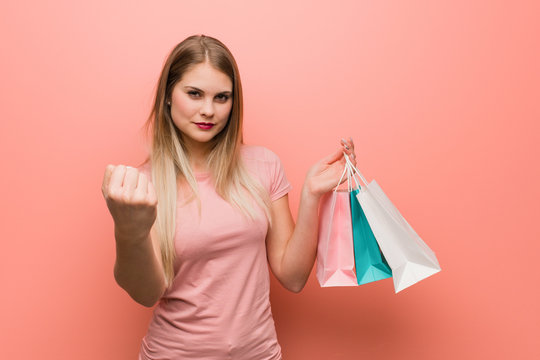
[101,165,158,239]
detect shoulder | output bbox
[241,145,291,200]
[136,158,152,178]
[240,144,282,164]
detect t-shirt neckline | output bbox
[194,171,211,180]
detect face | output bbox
[169,62,233,151]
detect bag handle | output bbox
[346,157,360,191]
[344,154,369,189]
[333,153,362,192]
[334,157,350,192]
[333,152,371,192]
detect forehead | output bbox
[178,62,232,92]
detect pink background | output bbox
[1,1,539,359]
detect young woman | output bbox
[101,35,356,359]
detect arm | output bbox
[113,228,166,307]
[102,165,166,307]
[266,139,356,293]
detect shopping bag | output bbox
[316,189,358,287]
[350,187,392,285]
[345,155,441,293]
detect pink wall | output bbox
[1,1,539,358]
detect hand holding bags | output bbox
[316,161,392,287]
[345,155,441,293]
[316,152,441,292]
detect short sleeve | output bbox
[241,146,292,202]
[265,149,292,201]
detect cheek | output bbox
[173,96,198,118]
[218,103,233,121]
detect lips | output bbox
[195,122,215,130]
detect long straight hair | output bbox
[144,35,271,287]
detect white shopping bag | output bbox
[345,155,441,293]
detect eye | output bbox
[215,94,230,102]
[187,90,201,98]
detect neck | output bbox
[183,138,212,173]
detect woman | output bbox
[101,35,356,359]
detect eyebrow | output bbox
[184,86,232,95]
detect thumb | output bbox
[321,148,344,165]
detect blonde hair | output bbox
[143,35,271,287]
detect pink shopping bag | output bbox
[316,190,358,287]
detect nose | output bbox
[199,98,214,118]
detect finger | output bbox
[341,139,355,160]
[102,164,115,194]
[108,165,127,194]
[123,167,139,194]
[135,171,148,195]
[340,138,351,151]
[342,146,353,157]
[340,146,353,160]
[342,137,356,162]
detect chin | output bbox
[193,133,218,144]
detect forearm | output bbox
[279,184,322,292]
[268,140,355,293]
[113,229,166,307]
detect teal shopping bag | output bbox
[350,188,392,285]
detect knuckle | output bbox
[130,194,145,205]
[120,191,132,203]
[107,187,120,198]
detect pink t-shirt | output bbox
[138,145,291,360]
